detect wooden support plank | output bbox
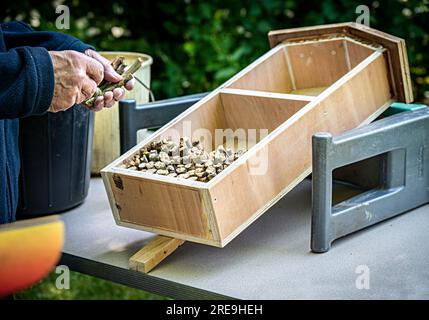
[129,236,185,273]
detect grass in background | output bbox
[14,270,167,300]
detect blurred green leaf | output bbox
[214,66,237,81]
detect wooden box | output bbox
[102,23,412,247]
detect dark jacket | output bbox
[0,21,92,223]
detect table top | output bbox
[61,177,429,299]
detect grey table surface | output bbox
[61,177,429,300]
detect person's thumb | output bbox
[85,49,122,83]
[103,63,123,83]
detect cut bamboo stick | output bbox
[85,57,143,106]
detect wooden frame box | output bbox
[102,23,412,247]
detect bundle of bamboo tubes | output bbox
[85,56,143,106]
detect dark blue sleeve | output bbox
[0,21,94,119]
[0,46,54,118]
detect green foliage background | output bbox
[2,0,428,103]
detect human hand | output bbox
[48,50,104,112]
[84,49,135,111]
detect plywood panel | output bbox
[159,94,227,152]
[286,39,349,89]
[220,92,307,132]
[228,48,293,93]
[345,39,376,69]
[290,87,327,96]
[107,172,214,240]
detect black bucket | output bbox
[17,105,94,218]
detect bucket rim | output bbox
[99,51,153,68]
